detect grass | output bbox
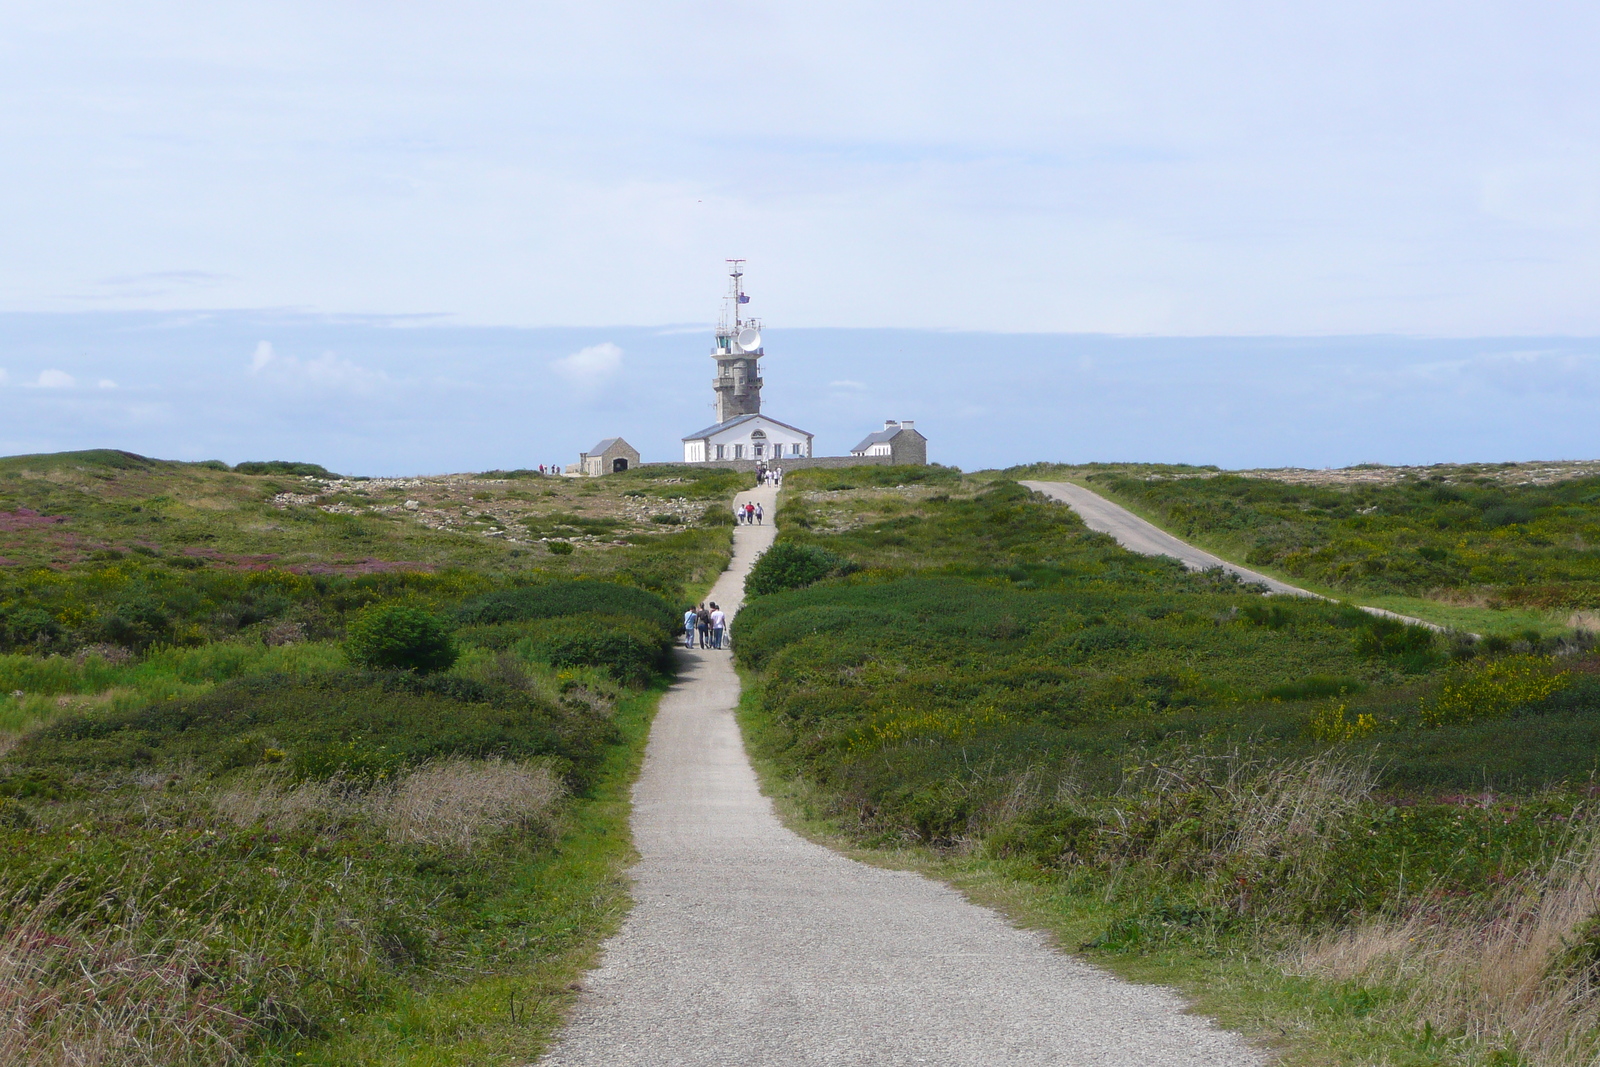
[734,471,1600,1066]
[287,682,663,1066]
[0,447,736,1064]
[1006,461,1600,637]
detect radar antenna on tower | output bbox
[711,259,764,423]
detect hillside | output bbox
[0,450,742,1066]
[738,465,1600,1067]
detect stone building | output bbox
[682,261,815,463]
[850,420,927,465]
[574,437,640,476]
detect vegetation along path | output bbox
[541,485,1263,1066]
[1021,479,1449,632]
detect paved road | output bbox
[1021,480,1451,632]
[1019,480,1312,596]
[539,485,1264,1067]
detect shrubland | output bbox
[1008,461,1600,636]
[0,450,740,1064]
[740,473,1600,1065]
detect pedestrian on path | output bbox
[696,605,711,648]
[682,607,697,649]
[709,604,726,649]
[754,502,764,525]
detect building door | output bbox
[612,457,628,473]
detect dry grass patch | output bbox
[212,756,565,850]
[1298,822,1600,1065]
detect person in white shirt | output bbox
[709,604,727,649]
[682,607,697,649]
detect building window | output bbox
[714,444,724,459]
[792,443,803,456]
[734,444,744,459]
[754,443,764,457]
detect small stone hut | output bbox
[576,437,640,476]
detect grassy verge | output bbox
[289,681,662,1066]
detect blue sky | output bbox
[0,4,1597,470]
[0,313,1594,475]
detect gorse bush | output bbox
[1419,654,1572,727]
[345,603,458,673]
[745,542,858,597]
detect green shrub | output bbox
[1354,615,1436,661]
[346,604,457,674]
[458,612,672,686]
[233,460,335,477]
[454,580,675,632]
[745,542,858,597]
[11,670,616,789]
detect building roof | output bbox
[851,424,926,453]
[681,413,814,442]
[587,437,635,455]
[850,427,901,453]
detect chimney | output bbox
[900,420,914,430]
[883,419,899,430]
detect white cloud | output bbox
[247,341,386,393]
[0,369,8,386]
[551,342,623,391]
[250,340,275,372]
[829,380,868,390]
[97,379,118,389]
[33,369,75,388]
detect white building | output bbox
[682,413,813,464]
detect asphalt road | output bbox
[1019,480,1312,596]
[539,485,1265,1067]
[1020,480,1451,632]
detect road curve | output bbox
[1019,480,1314,596]
[1021,480,1452,632]
[538,485,1264,1067]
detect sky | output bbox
[0,3,1597,470]
[0,313,1594,475]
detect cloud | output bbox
[33,370,75,388]
[0,369,8,386]
[829,380,868,390]
[247,341,387,393]
[551,342,623,391]
[97,379,118,389]
[251,340,275,372]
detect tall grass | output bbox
[1300,821,1600,1065]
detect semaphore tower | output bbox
[712,259,763,422]
[681,259,815,464]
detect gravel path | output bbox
[539,486,1266,1067]
[1022,479,1450,631]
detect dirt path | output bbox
[539,485,1264,1066]
[1021,479,1450,632]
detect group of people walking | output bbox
[683,603,728,650]
[736,501,765,525]
[757,467,783,487]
